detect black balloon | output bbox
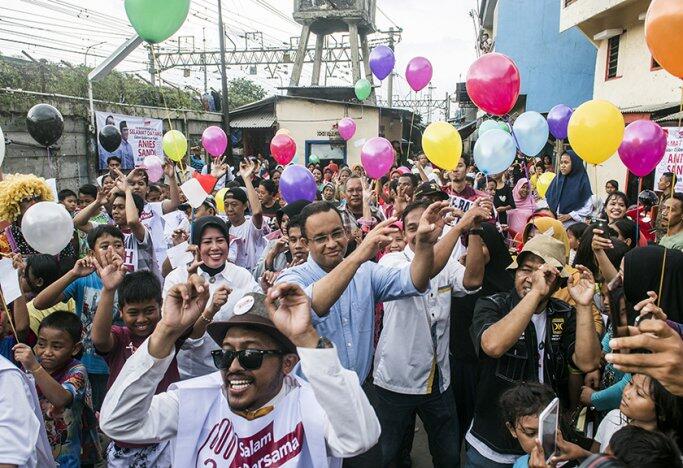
[99,125,122,153]
[26,104,64,147]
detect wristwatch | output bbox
[316,336,333,349]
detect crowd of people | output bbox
[0,145,682,468]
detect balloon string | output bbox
[46,147,53,179]
[0,288,19,344]
[406,106,416,163]
[657,248,667,307]
[636,176,642,246]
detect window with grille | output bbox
[606,35,620,79]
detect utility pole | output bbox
[387,27,396,107]
[217,0,233,159]
[147,45,157,86]
[202,27,208,93]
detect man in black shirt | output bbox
[465,235,601,466]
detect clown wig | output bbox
[0,173,53,222]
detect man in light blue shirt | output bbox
[277,201,449,382]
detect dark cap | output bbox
[207,293,297,354]
[277,199,312,226]
[202,195,217,211]
[191,215,229,245]
[414,181,449,201]
[224,187,248,204]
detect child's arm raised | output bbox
[12,344,73,409]
[92,252,126,354]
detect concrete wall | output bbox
[275,98,381,167]
[494,0,597,112]
[559,0,632,32]
[0,89,221,191]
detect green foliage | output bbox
[228,77,267,109]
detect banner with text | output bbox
[96,111,163,170]
[655,127,683,192]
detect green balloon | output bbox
[498,121,511,132]
[125,0,190,44]
[354,79,372,101]
[478,119,499,137]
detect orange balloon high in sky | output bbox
[645,0,683,78]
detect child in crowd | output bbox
[609,425,683,468]
[13,311,100,466]
[33,224,127,410]
[224,160,269,272]
[58,189,78,215]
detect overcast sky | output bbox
[2,0,478,118]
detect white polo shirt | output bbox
[374,246,477,395]
[163,262,262,379]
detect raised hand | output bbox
[10,253,26,277]
[210,156,229,178]
[416,201,454,246]
[354,217,401,261]
[239,159,256,179]
[94,250,126,291]
[567,265,595,306]
[160,274,210,335]
[633,291,667,321]
[12,343,40,372]
[186,244,205,274]
[530,263,560,297]
[260,270,279,292]
[206,284,231,317]
[171,229,189,246]
[71,256,96,278]
[163,161,176,179]
[591,229,613,252]
[96,186,112,206]
[265,283,318,348]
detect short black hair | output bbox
[87,224,124,249]
[26,254,62,293]
[58,188,77,202]
[401,199,431,226]
[670,192,683,206]
[398,173,418,188]
[606,179,619,190]
[566,222,588,241]
[118,270,162,309]
[112,191,145,216]
[299,201,344,238]
[499,382,556,427]
[610,426,683,468]
[78,183,98,199]
[107,156,122,165]
[613,218,638,249]
[389,178,399,192]
[259,179,277,196]
[663,172,675,181]
[287,217,302,234]
[38,310,83,345]
[119,121,128,131]
[148,184,162,195]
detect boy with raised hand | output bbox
[13,311,101,467]
[224,159,269,272]
[91,250,229,467]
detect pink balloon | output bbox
[618,120,667,177]
[466,53,521,116]
[361,137,394,179]
[143,155,164,183]
[201,126,228,157]
[270,134,296,165]
[338,117,357,141]
[406,57,433,92]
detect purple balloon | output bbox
[406,57,433,92]
[547,104,573,139]
[618,120,667,177]
[279,165,317,203]
[369,45,395,81]
[202,126,228,157]
[338,117,357,141]
[361,137,394,179]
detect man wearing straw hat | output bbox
[465,235,602,467]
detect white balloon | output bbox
[21,202,73,255]
[0,126,5,168]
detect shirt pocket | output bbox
[495,342,529,384]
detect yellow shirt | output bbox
[28,299,76,336]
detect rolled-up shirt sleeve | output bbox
[298,346,380,458]
[371,262,429,303]
[99,339,180,445]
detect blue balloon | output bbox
[473,129,516,175]
[280,165,317,203]
[478,119,500,138]
[512,111,549,157]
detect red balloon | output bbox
[192,172,217,194]
[270,134,296,165]
[466,53,521,116]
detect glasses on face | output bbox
[310,228,345,246]
[211,349,283,370]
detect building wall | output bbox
[276,99,380,167]
[589,21,681,194]
[493,0,597,112]
[559,0,631,32]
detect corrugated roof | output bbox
[230,111,276,129]
[620,102,679,114]
[657,111,683,123]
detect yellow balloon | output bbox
[163,130,188,162]
[215,187,228,214]
[536,172,555,198]
[421,121,462,170]
[567,100,624,165]
[276,128,291,136]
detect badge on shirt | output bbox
[234,296,255,315]
[551,318,565,336]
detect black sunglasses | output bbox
[211,349,283,370]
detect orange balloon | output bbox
[645,0,683,78]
